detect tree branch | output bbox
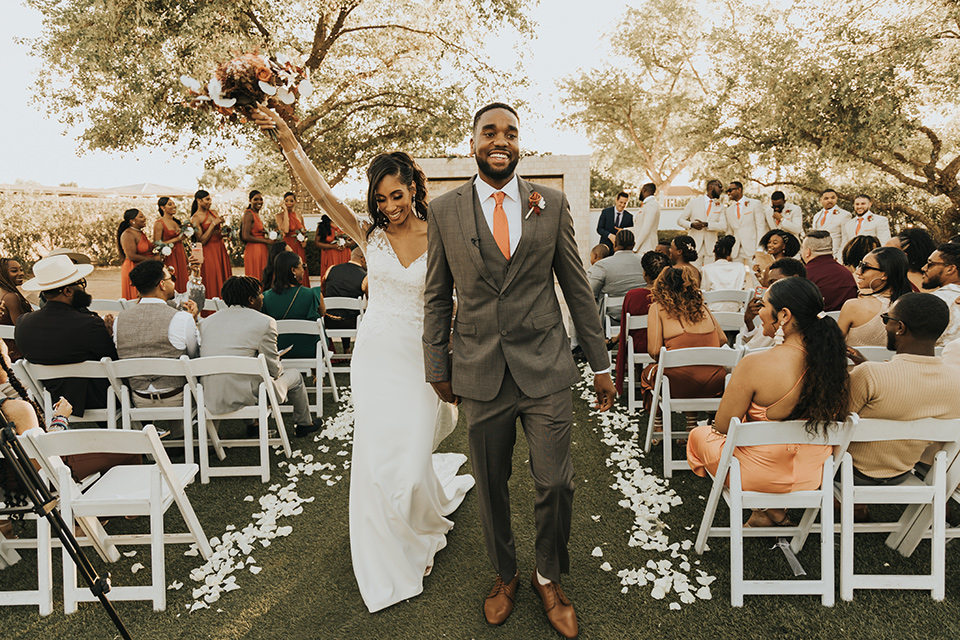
[244,9,271,41]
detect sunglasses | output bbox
[72,278,87,289]
[880,313,902,326]
[925,259,947,268]
[856,262,881,273]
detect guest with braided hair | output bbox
[0,257,30,360]
[199,276,322,438]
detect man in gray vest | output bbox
[114,260,200,437]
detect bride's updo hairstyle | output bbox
[766,277,850,436]
[365,152,428,239]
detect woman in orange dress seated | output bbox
[277,191,310,287]
[118,208,156,300]
[687,277,851,527]
[242,190,273,283]
[315,214,353,285]
[640,267,728,421]
[153,197,188,294]
[191,190,233,299]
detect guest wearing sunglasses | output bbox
[838,247,912,347]
[921,242,960,346]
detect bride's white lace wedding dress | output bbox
[349,225,475,613]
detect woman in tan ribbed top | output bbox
[839,247,912,347]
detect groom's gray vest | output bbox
[472,193,508,289]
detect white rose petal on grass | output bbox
[591,547,604,557]
[168,581,184,590]
[669,602,682,610]
[696,576,716,586]
[249,566,262,575]
[651,586,666,600]
[696,587,712,600]
[190,601,209,612]
[122,550,137,558]
[600,562,612,572]
[591,515,601,522]
[131,563,145,574]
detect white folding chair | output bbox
[0,325,14,340]
[836,418,960,601]
[703,289,752,310]
[600,294,625,356]
[694,416,856,606]
[183,355,292,483]
[710,311,745,333]
[103,356,196,464]
[623,313,653,414]
[274,319,334,417]
[644,346,743,477]
[202,298,226,313]
[0,491,53,615]
[26,425,212,613]
[322,296,366,380]
[22,358,117,428]
[826,310,841,322]
[88,299,128,314]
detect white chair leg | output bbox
[840,459,854,601]
[932,461,946,601]
[37,515,53,615]
[150,469,165,611]
[820,458,835,606]
[729,461,744,607]
[60,469,78,614]
[662,381,673,478]
[198,387,210,484]
[259,386,269,483]
[183,392,194,466]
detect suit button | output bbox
[499,294,504,301]
[500,329,508,336]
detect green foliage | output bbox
[590,169,639,209]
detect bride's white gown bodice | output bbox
[356,226,428,338]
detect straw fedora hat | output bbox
[21,254,94,292]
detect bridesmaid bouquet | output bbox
[334,232,350,249]
[180,50,313,138]
[296,231,307,244]
[153,241,174,257]
[182,223,196,239]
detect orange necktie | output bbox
[820,209,829,226]
[855,217,863,234]
[736,202,741,220]
[493,191,510,259]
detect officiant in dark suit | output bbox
[596,191,634,249]
[424,103,615,640]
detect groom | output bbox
[423,103,614,639]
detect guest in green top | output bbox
[262,252,326,358]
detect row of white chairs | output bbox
[695,414,960,606]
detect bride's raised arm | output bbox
[251,107,366,249]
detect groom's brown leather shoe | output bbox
[483,571,519,626]
[531,570,578,639]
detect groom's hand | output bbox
[593,373,616,412]
[430,381,460,405]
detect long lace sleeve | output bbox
[282,144,368,247]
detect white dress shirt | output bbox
[113,298,201,357]
[475,174,522,256]
[931,283,960,347]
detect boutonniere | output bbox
[526,191,546,219]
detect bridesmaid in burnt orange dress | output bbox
[118,208,157,300]
[242,190,274,282]
[153,197,188,293]
[276,191,310,287]
[190,190,233,299]
[314,214,353,285]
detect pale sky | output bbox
[0,1,631,197]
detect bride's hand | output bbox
[252,105,295,144]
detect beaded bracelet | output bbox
[48,415,69,432]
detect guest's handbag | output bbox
[279,287,302,320]
[432,401,458,452]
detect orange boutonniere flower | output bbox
[526,191,546,219]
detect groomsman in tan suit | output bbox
[760,190,803,238]
[721,181,763,263]
[676,179,724,265]
[632,182,661,256]
[841,194,891,248]
[811,188,851,260]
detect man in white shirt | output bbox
[722,181,762,263]
[632,182,661,256]
[760,190,803,237]
[676,179,724,265]
[810,188,851,260]
[841,194,891,248]
[113,260,200,437]
[921,242,960,346]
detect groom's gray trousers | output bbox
[460,366,574,584]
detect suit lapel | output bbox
[501,177,538,293]
[454,177,498,291]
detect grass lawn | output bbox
[3,369,960,639]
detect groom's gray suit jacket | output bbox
[423,176,609,401]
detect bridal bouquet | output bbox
[180,51,313,136]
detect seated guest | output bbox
[262,252,326,359]
[701,236,750,312]
[589,229,646,302]
[113,261,200,436]
[199,276,320,438]
[846,294,960,519]
[15,255,117,418]
[688,277,850,527]
[0,257,30,361]
[887,227,936,291]
[640,267,728,425]
[841,235,881,275]
[736,258,806,351]
[839,247,911,347]
[260,242,293,290]
[759,229,801,261]
[656,239,672,257]
[588,244,610,269]
[323,247,367,353]
[801,230,858,311]
[921,242,960,346]
[614,251,671,395]
[669,235,701,284]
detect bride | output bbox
[251,107,474,613]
